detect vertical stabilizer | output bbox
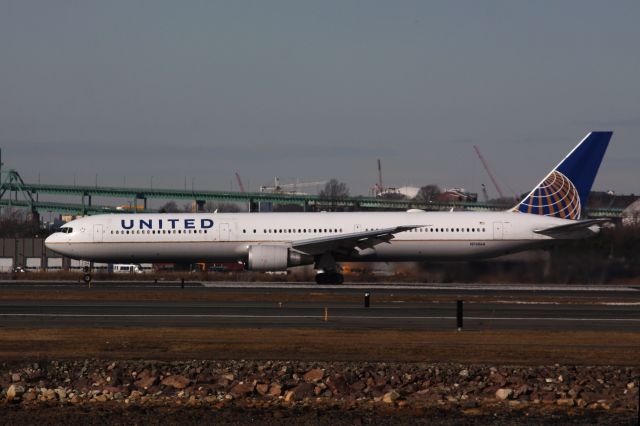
[512,131,612,220]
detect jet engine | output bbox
[246,245,313,271]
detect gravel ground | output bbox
[2,360,638,425]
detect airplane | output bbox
[45,131,612,284]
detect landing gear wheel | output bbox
[83,273,92,284]
[315,272,344,285]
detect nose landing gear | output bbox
[82,266,92,285]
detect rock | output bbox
[495,388,513,400]
[627,382,635,390]
[130,390,143,399]
[557,398,575,406]
[161,375,190,389]
[22,391,36,402]
[55,388,67,400]
[326,375,349,396]
[459,369,469,378]
[268,383,282,397]
[11,373,21,382]
[289,382,315,400]
[6,384,25,402]
[284,390,294,402]
[382,390,400,404]
[135,375,157,389]
[43,388,57,401]
[256,384,269,395]
[230,382,255,397]
[303,368,324,383]
[94,394,108,402]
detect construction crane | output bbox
[372,159,385,196]
[481,184,489,202]
[473,145,506,200]
[234,172,246,193]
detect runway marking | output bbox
[1,314,639,322]
[199,283,640,292]
[2,281,639,292]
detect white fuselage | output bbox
[44,210,574,264]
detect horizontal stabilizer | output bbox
[533,219,610,239]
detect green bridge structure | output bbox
[0,168,624,219]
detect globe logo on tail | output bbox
[513,171,581,220]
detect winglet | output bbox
[512,131,612,220]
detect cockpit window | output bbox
[60,228,73,234]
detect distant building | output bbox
[435,188,478,203]
[622,199,640,227]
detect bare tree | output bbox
[319,179,349,200]
[318,179,350,212]
[0,209,43,238]
[414,185,441,203]
[159,201,181,213]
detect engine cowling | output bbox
[246,245,313,271]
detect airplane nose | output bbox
[44,234,63,254]
[44,234,55,251]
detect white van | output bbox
[113,264,144,274]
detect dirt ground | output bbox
[1,404,636,426]
[0,328,638,365]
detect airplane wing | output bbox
[533,219,611,239]
[291,225,423,256]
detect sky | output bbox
[1,1,639,200]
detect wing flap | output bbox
[291,225,422,256]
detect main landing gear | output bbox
[315,272,344,285]
[314,253,344,284]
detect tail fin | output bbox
[512,131,612,220]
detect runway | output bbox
[2,280,640,298]
[1,299,639,331]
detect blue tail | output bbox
[512,131,612,220]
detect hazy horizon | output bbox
[2,1,638,198]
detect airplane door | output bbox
[493,222,503,240]
[219,223,230,241]
[93,224,103,242]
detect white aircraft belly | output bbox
[63,241,248,263]
[352,240,541,261]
